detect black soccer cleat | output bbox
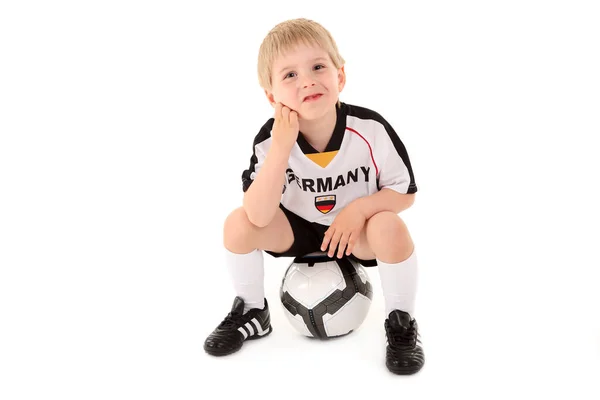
[203,296,272,356]
[384,309,425,375]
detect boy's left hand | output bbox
[321,201,367,258]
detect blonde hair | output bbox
[257,18,345,92]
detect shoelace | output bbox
[386,322,418,349]
[218,312,246,330]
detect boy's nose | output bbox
[301,76,316,88]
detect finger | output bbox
[321,227,334,252]
[337,232,350,258]
[345,232,357,256]
[289,109,298,125]
[327,230,343,258]
[274,102,282,119]
[281,105,290,121]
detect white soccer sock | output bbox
[377,248,418,317]
[226,248,265,313]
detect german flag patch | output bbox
[315,195,336,214]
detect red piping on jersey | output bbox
[346,127,379,176]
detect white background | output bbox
[1,0,599,399]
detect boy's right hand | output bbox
[271,102,299,154]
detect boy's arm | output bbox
[243,103,299,228]
[354,189,415,219]
[242,145,289,227]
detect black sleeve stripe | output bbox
[344,103,417,193]
[241,118,274,192]
[381,120,418,193]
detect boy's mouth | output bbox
[303,93,323,102]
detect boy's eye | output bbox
[284,64,325,79]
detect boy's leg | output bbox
[344,213,417,317]
[204,206,296,356]
[341,212,423,374]
[223,206,294,313]
[223,206,295,255]
[364,211,423,375]
[363,212,417,317]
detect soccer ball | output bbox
[279,252,373,339]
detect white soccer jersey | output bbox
[241,102,418,226]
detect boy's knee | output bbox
[366,211,407,242]
[223,207,256,249]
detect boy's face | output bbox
[265,42,345,120]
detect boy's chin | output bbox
[298,104,335,121]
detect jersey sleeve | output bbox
[376,117,418,194]
[241,119,274,192]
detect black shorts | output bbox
[265,204,378,267]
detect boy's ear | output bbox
[264,89,276,107]
[338,65,346,92]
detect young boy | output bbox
[203,18,424,375]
